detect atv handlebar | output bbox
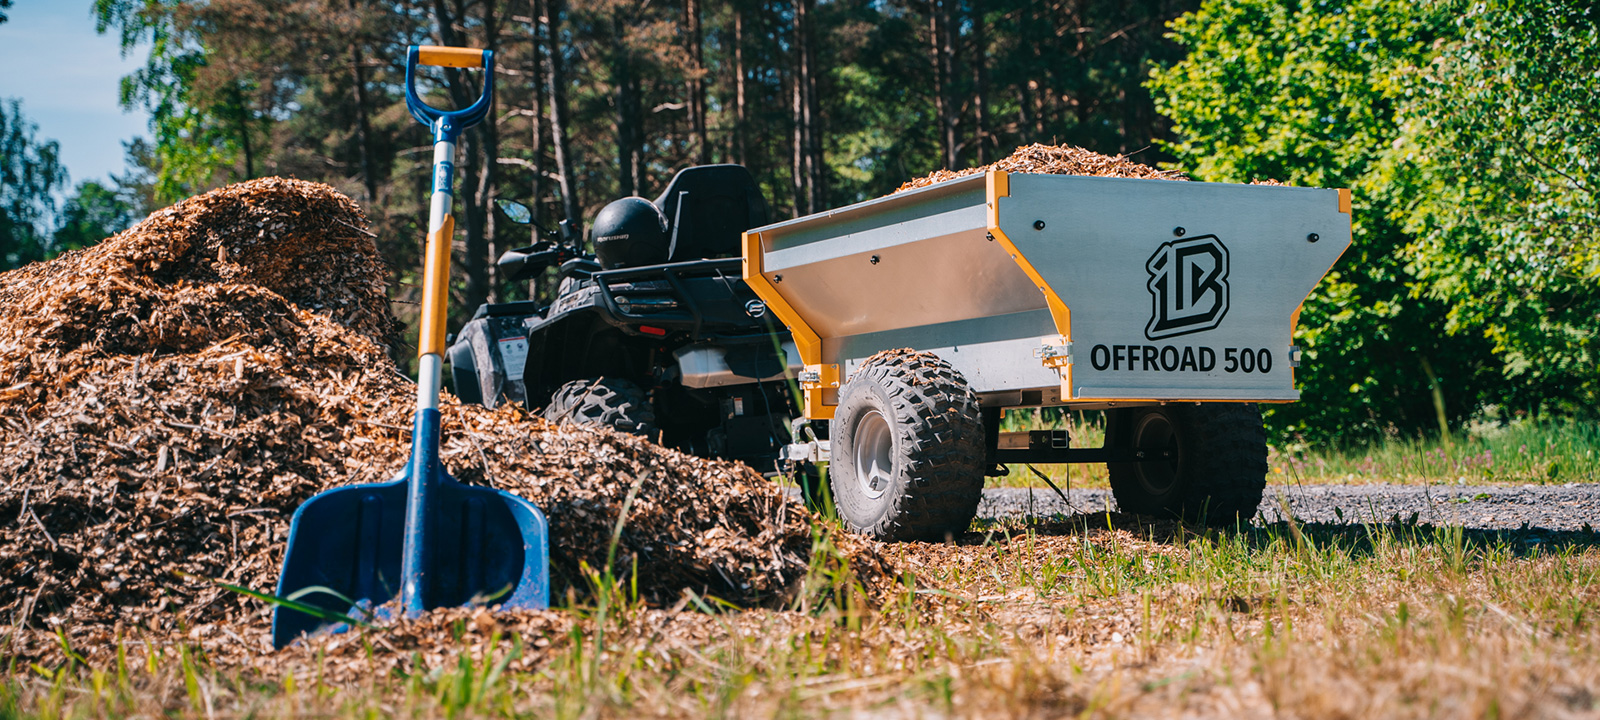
[497,242,565,282]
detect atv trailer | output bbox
[745,171,1352,540]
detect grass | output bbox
[5,513,1598,718]
[1272,416,1600,485]
[989,411,1600,489]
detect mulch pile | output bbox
[0,178,894,660]
[895,143,1188,192]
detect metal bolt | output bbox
[1174,226,1187,237]
[1307,233,1320,243]
[773,274,782,283]
[1033,220,1046,231]
[870,254,880,265]
[985,232,995,242]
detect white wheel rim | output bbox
[853,409,894,500]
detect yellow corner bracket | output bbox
[742,231,835,418]
[986,170,1078,395]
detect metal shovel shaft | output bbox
[399,125,460,615]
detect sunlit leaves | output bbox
[0,98,68,270]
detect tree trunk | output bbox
[788,0,821,214]
[477,1,502,302]
[970,0,988,165]
[686,0,708,165]
[733,3,747,166]
[545,0,582,237]
[613,15,640,198]
[790,69,804,214]
[801,0,823,211]
[930,0,958,170]
[790,4,805,216]
[1017,82,1035,139]
[1022,3,1045,138]
[347,0,377,204]
[929,7,944,166]
[237,104,255,180]
[529,0,546,234]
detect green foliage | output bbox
[1382,0,1600,412]
[1150,0,1506,444]
[0,98,68,270]
[94,0,265,203]
[52,181,142,253]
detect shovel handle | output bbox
[404,45,495,137]
[416,45,487,68]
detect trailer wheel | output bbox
[1105,403,1267,526]
[542,377,658,436]
[830,350,985,541]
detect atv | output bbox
[448,164,816,476]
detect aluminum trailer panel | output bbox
[743,170,1351,419]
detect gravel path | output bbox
[978,484,1600,531]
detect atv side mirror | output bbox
[496,198,533,225]
[498,198,561,241]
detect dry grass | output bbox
[5,513,1597,718]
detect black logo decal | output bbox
[1145,234,1229,340]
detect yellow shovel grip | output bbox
[417,45,488,68]
[418,215,454,358]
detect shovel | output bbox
[271,45,550,649]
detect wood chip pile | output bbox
[0,178,886,655]
[895,143,1188,192]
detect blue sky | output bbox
[0,2,151,190]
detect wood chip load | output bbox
[0,178,885,653]
[895,143,1188,192]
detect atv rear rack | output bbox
[595,257,773,339]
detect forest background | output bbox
[0,0,1595,447]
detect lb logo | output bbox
[1145,235,1229,340]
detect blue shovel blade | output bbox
[271,470,550,649]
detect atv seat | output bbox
[653,164,770,263]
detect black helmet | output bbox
[591,197,668,269]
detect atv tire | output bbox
[829,350,985,541]
[1105,403,1267,526]
[542,377,658,436]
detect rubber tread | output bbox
[831,349,986,541]
[542,377,658,436]
[1107,403,1267,526]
